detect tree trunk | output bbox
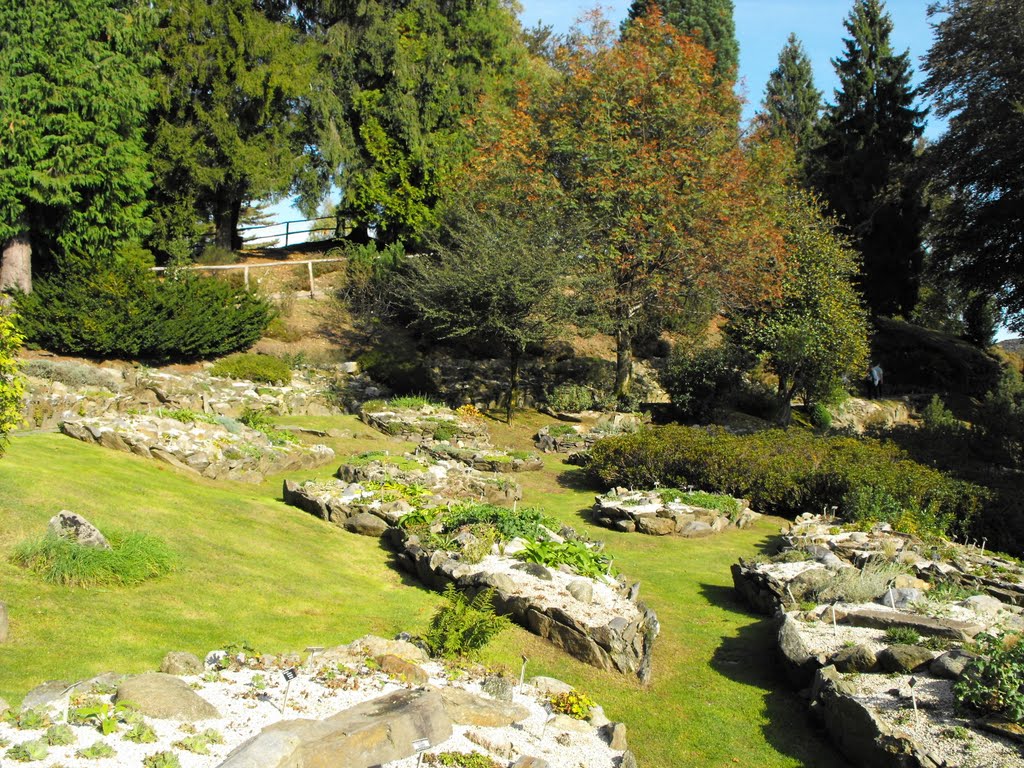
[212,192,243,252]
[505,348,521,424]
[1,237,32,294]
[613,327,633,398]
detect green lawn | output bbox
[0,417,844,767]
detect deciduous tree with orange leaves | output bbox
[460,10,788,400]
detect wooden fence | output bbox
[151,258,347,298]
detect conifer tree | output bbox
[0,0,155,290]
[924,0,1024,328]
[811,0,927,318]
[625,0,739,79]
[147,0,317,256]
[759,34,822,172]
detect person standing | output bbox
[869,363,884,398]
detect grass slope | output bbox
[0,415,844,767]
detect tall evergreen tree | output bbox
[147,0,317,257]
[0,0,155,291]
[758,33,822,172]
[924,0,1024,329]
[295,0,529,247]
[625,0,739,79]
[811,0,927,317]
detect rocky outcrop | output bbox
[535,412,644,454]
[422,443,544,473]
[336,457,521,505]
[360,405,491,448]
[22,359,350,431]
[592,488,760,538]
[217,688,451,768]
[62,414,334,483]
[390,531,659,683]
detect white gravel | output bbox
[0,653,621,768]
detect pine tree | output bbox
[147,0,318,257]
[758,34,822,172]
[295,0,530,247]
[625,0,739,79]
[0,0,155,291]
[924,0,1024,329]
[811,0,927,318]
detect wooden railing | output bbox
[151,258,346,298]
[238,216,337,248]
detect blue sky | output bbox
[518,0,941,137]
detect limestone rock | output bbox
[678,520,714,538]
[877,645,935,673]
[465,729,514,759]
[529,676,573,696]
[481,675,515,702]
[930,649,975,680]
[344,512,389,537]
[636,515,675,536]
[512,758,550,768]
[116,673,220,720]
[605,721,628,750]
[440,687,530,727]
[350,635,429,664]
[376,654,428,686]
[831,644,877,674]
[778,614,821,687]
[20,680,70,712]
[218,688,451,768]
[160,651,204,676]
[620,750,639,768]
[548,713,592,733]
[47,511,110,549]
[567,580,594,604]
[840,608,983,640]
[513,562,553,581]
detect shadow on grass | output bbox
[376,538,443,595]
[699,582,852,768]
[555,466,595,491]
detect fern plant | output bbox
[424,585,509,659]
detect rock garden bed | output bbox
[359,400,491,448]
[732,515,1024,768]
[61,412,334,483]
[592,487,761,537]
[386,504,659,682]
[22,358,350,431]
[534,412,642,454]
[0,635,635,768]
[422,444,544,473]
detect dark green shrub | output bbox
[546,383,593,413]
[12,531,177,587]
[356,347,432,396]
[16,254,271,361]
[954,632,1024,722]
[661,343,745,419]
[432,422,459,442]
[424,584,509,659]
[921,395,961,434]
[584,426,984,537]
[809,402,832,430]
[210,353,291,384]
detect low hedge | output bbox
[584,426,985,538]
[210,353,291,385]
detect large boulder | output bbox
[47,511,110,549]
[344,512,389,537]
[21,680,71,712]
[216,688,451,768]
[116,673,220,720]
[930,649,975,680]
[877,645,935,674]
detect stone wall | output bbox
[593,489,760,538]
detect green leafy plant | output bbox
[238,408,297,446]
[68,701,137,735]
[515,538,613,579]
[44,724,75,746]
[884,627,921,645]
[389,395,440,409]
[954,632,1024,722]
[123,722,158,744]
[12,531,176,587]
[546,384,593,413]
[549,689,596,720]
[424,585,510,659]
[423,752,501,768]
[658,489,742,519]
[5,739,48,762]
[142,752,182,768]
[432,422,460,442]
[210,353,291,385]
[546,424,579,438]
[4,707,52,729]
[173,728,224,755]
[76,742,116,759]
[439,504,556,542]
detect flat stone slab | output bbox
[439,687,530,727]
[838,608,983,640]
[216,688,451,768]
[116,672,220,721]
